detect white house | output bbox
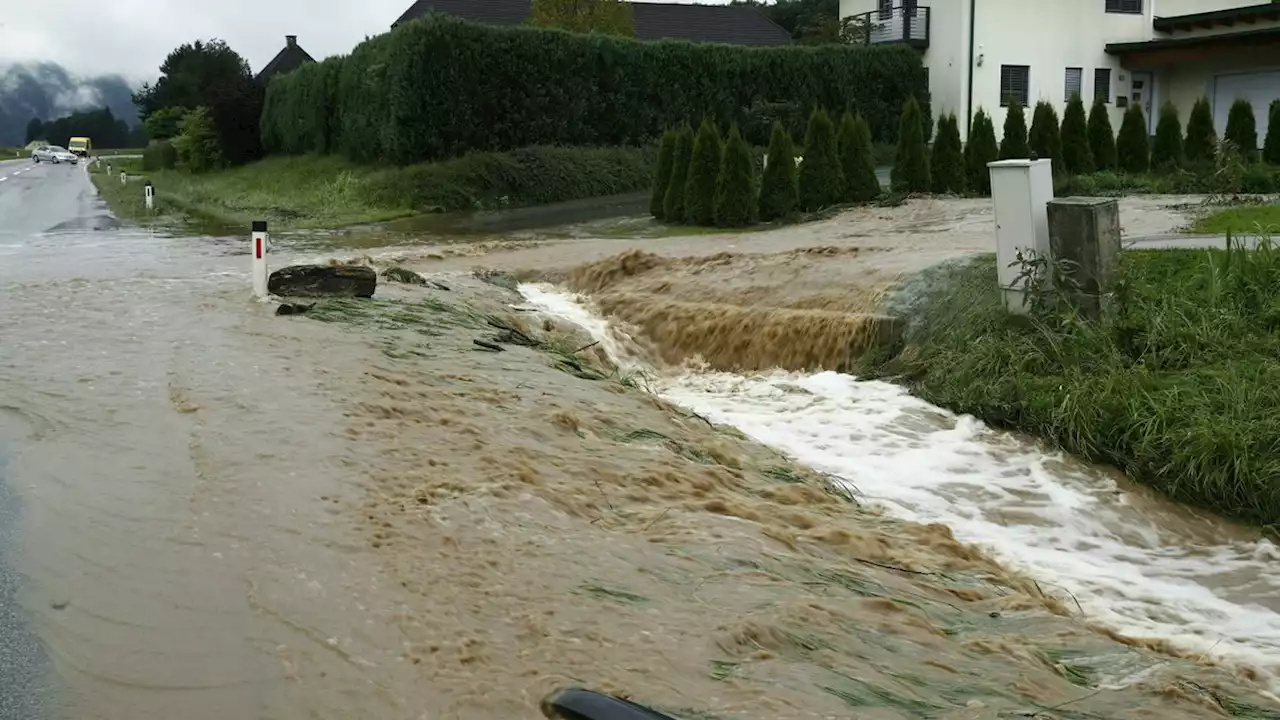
[838,0,1280,145]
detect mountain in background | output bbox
[0,62,141,146]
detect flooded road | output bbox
[0,158,416,719]
[4,155,1280,718]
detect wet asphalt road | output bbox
[0,154,65,719]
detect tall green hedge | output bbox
[714,125,756,227]
[261,15,930,164]
[798,108,844,211]
[840,113,881,203]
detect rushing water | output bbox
[519,283,1280,687]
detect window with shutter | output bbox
[879,0,892,20]
[1105,0,1142,14]
[1000,65,1030,107]
[1094,68,1112,103]
[1065,68,1083,101]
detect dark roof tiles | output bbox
[394,0,792,46]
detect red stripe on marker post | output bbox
[255,237,262,259]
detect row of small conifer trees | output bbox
[649,108,887,228]
[651,95,1280,225]
[989,95,1280,179]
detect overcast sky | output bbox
[0,0,721,83]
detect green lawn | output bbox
[89,148,654,231]
[859,239,1280,526]
[1191,203,1280,235]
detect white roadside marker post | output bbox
[144,180,154,211]
[120,170,127,185]
[252,220,269,299]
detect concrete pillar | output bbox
[988,159,1054,314]
[1047,197,1122,320]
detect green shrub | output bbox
[1225,99,1259,162]
[1240,164,1278,194]
[999,101,1029,160]
[742,101,806,149]
[840,113,881,202]
[929,113,964,194]
[1059,95,1093,175]
[1151,102,1184,171]
[965,109,999,196]
[759,122,799,221]
[1116,104,1149,174]
[1184,97,1218,166]
[663,125,695,221]
[142,139,178,171]
[892,97,930,193]
[173,107,226,174]
[362,145,654,213]
[650,129,677,219]
[1088,98,1117,171]
[797,108,844,211]
[1264,99,1280,166]
[684,118,723,225]
[714,125,755,227]
[1028,101,1062,170]
[262,15,929,164]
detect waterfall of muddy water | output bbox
[519,283,1280,691]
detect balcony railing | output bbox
[849,4,930,49]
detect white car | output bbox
[32,145,79,164]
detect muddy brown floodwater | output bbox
[3,174,1279,720]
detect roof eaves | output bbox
[1153,3,1280,33]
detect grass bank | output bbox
[1191,201,1280,235]
[91,146,655,230]
[858,240,1280,527]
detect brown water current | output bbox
[1,162,1279,719]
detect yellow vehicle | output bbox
[68,137,92,158]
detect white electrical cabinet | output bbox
[987,159,1054,314]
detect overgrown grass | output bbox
[1192,203,1280,235]
[91,146,655,230]
[858,239,1280,526]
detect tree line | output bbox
[25,107,142,149]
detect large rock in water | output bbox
[268,264,377,298]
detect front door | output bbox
[1130,71,1155,133]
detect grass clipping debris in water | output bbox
[857,236,1280,526]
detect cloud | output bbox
[0,62,139,145]
[0,0,730,81]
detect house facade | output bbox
[838,0,1280,145]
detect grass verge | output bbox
[90,146,654,231]
[857,240,1280,526]
[1191,202,1280,235]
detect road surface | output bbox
[0,153,408,719]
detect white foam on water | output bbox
[519,283,1280,683]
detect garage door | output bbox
[1212,71,1280,150]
